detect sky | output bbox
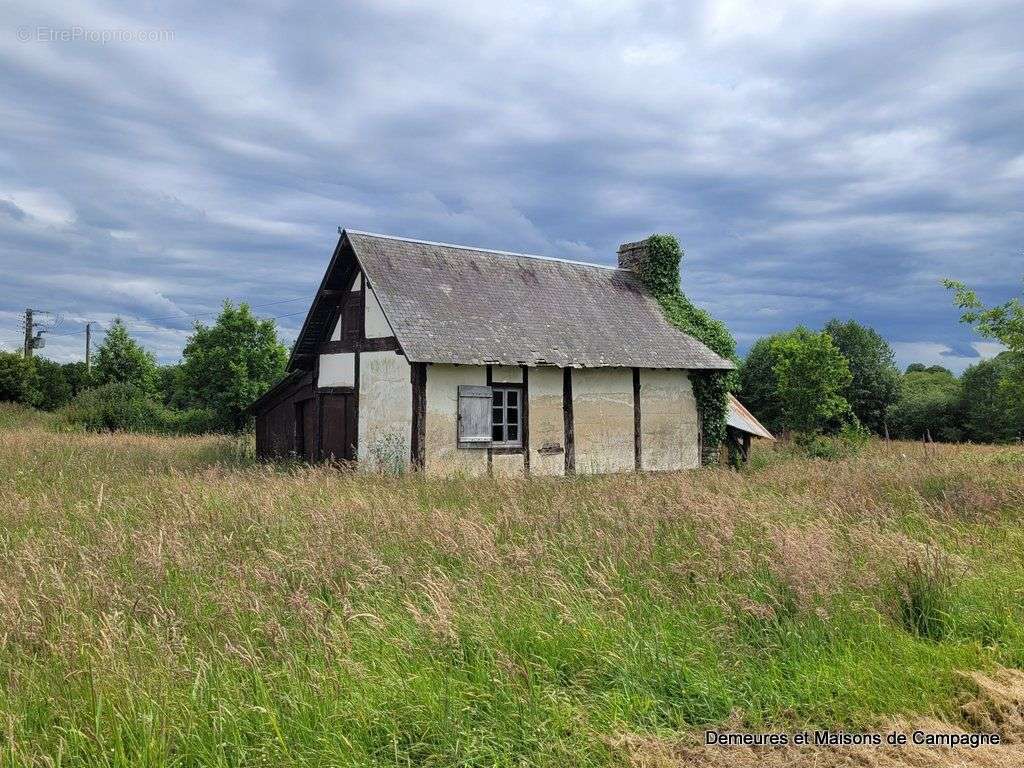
[1,0,1021,373]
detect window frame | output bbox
[490,384,524,450]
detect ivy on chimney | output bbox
[639,234,737,464]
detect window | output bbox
[491,386,522,447]
[456,383,525,449]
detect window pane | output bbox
[492,390,504,407]
[492,407,503,425]
[492,424,504,441]
[506,390,518,407]
[506,407,518,426]
[507,424,518,442]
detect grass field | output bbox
[2,402,1024,766]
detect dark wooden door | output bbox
[320,393,356,462]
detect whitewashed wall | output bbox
[639,369,699,471]
[424,364,489,476]
[358,351,412,472]
[572,368,635,474]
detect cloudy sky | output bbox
[1,0,1021,371]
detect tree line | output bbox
[739,319,1023,444]
[738,276,1024,444]
[0,302,287,433]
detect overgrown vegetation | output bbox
[641,235,737,462]
[1,409,1023,766]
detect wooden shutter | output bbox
[342,293,364,343]
[457,385,492,445]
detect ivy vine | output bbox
[640,234,738,464]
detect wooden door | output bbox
[320,393,356,462]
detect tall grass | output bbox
[1,409,1023,766]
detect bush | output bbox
[58,383,216,435]
[796,423,870,460]
[0,350,38,404]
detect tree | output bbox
[32,357,72,410]
[92,319,158,394]
[178,301,288,431]
[824,319,901,434]
[739,336,785,434]
[960,353,1024,443]
[740,327,854,436]
[945,276,1024,412]
[771,327,855,434]
[0,351,37,404]
[888,369,963,441]
[61,362,93,399]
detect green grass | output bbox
[1,407,1023,766]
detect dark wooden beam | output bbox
[319,337,401,354]
[410,362,427,470]
[317,386,355,395]
[563,368,575,476]
[485,365,493,475]
[351,351,360,461]
[521,366,530,476]
[318,288,348,302]
[633,367,642,472]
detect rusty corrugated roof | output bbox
[344,230,734,370]
[727,393,775,440]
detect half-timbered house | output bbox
[250,230,739,475]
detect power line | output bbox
[3,305,309,351]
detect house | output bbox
[250,230,736,476]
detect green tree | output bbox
[178,301,288,431]
[960,352,1024,443]
[945,276,1024,410]
[61,361,93,399]
[771,327,854,435]
[738,336,785,434]
[0,351,37,404]
[888,369,963,441]
[824,319,901,434]
[32,357,72,410]
[92,319,158,394]
[157,363,188,409]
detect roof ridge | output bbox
[344,229,621,271]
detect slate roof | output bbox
[289,230,734,371]
[726,394,775,440]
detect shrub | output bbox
[58,383,215,435]
[796,423,870,460]
[0,350,38,404]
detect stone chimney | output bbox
[616,240,650,271]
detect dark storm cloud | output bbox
[1,0,1021,370]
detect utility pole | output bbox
[22,308,33,358]
[85,322,93,372]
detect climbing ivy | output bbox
[641,234,737,464]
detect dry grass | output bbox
[1,408,1024,766]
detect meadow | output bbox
[2,402,1024,766]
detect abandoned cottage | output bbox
[250,230,746,475]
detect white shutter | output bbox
[457,385,492,444]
